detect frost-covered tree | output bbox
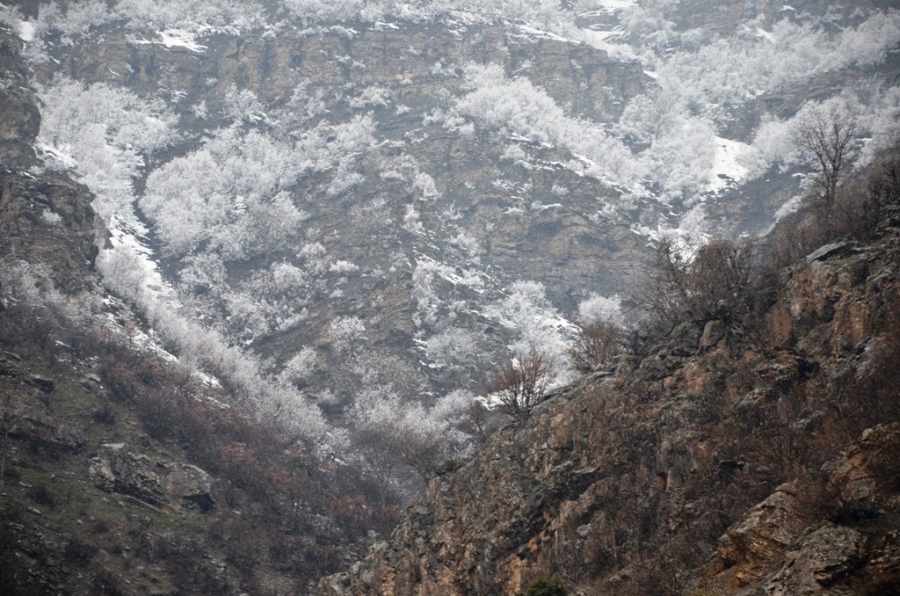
[487,280,573,369]
[570,294,626,374]
[278,347,318,387]
[349,385,473,483]
[233,191,308,260]
[223,85,268,124]
[618,89,680,146]
[330,316,366,354]
[454,63,641,188]
[403,205,424,234]
[113,0,265,31]
[96,246,152,304]
[423,327,484,372]
[180,253,227,297]
[37,77,176,219]
[792,100,860,211]
[411,257,484,328]
[577,293,624,326]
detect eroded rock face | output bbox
[763,523,865,595]
[0,28,98,293]
[824,424,900,508]
[28,20,650,306]
[38,22,647,125]
[705,423,900,595]
[322,227,900,595]
[715,483,811,587]
[89,443,215,512]
[0,28,40,169]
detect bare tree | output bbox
[637,238,754,331]
[570,321,623,373]
[490,350,554,417]
[635,237,691,331]
[792,102,859,212]
[685,240,754,324]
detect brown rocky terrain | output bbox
[321,164,900,594]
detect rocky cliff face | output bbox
[30,17,652,298]
[322,211,900,594]
[0,28,39,168]
[0,27,97,292]
[7,1,897,467]
[43,21,645,124]
[15,14,663,418]
[14,1,894,426]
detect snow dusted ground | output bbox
[707,137,753,194]
[132,29,208,52]
[17,19,35,42]
[105,214,176,304]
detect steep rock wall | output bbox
[0,26,97,292]
[322,222,900,595]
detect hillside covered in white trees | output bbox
[1,0,899,593]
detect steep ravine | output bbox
[322,217,900,594]
[3,3,900,593]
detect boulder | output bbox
[12,411,84,452]
[89,443,214,512]
[700,319,726,349]
[26,374,55,393]
[716,483,809,586]
[805,242,854,265]
[823,423,900,506]
[763,523,865,595]
[670,321,702,356]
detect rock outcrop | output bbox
[89,443,215,512]
[0,27,39,169]
[0,26,98,293]
[322,220,900,595]
[707,423,900,595]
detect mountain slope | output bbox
[321,162,900,594]
[1,24,397,594]
[1,1,900,593]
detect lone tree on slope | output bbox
[490,350,554,417]
[792,102,859,213]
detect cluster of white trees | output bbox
[279,0,578,29]
[141,127,299,257]
[650,12,900,115]
[454,63,642,189]
[0,0,266,43]
[411,256,484,328]
[15,1,900,213]
[37,77,178,220]
[2,0,581,53]
[450,2,900,203]
[31,74,352,450]
[742,91,900,199]
[348,382,474,483]
[485,280,577,387]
